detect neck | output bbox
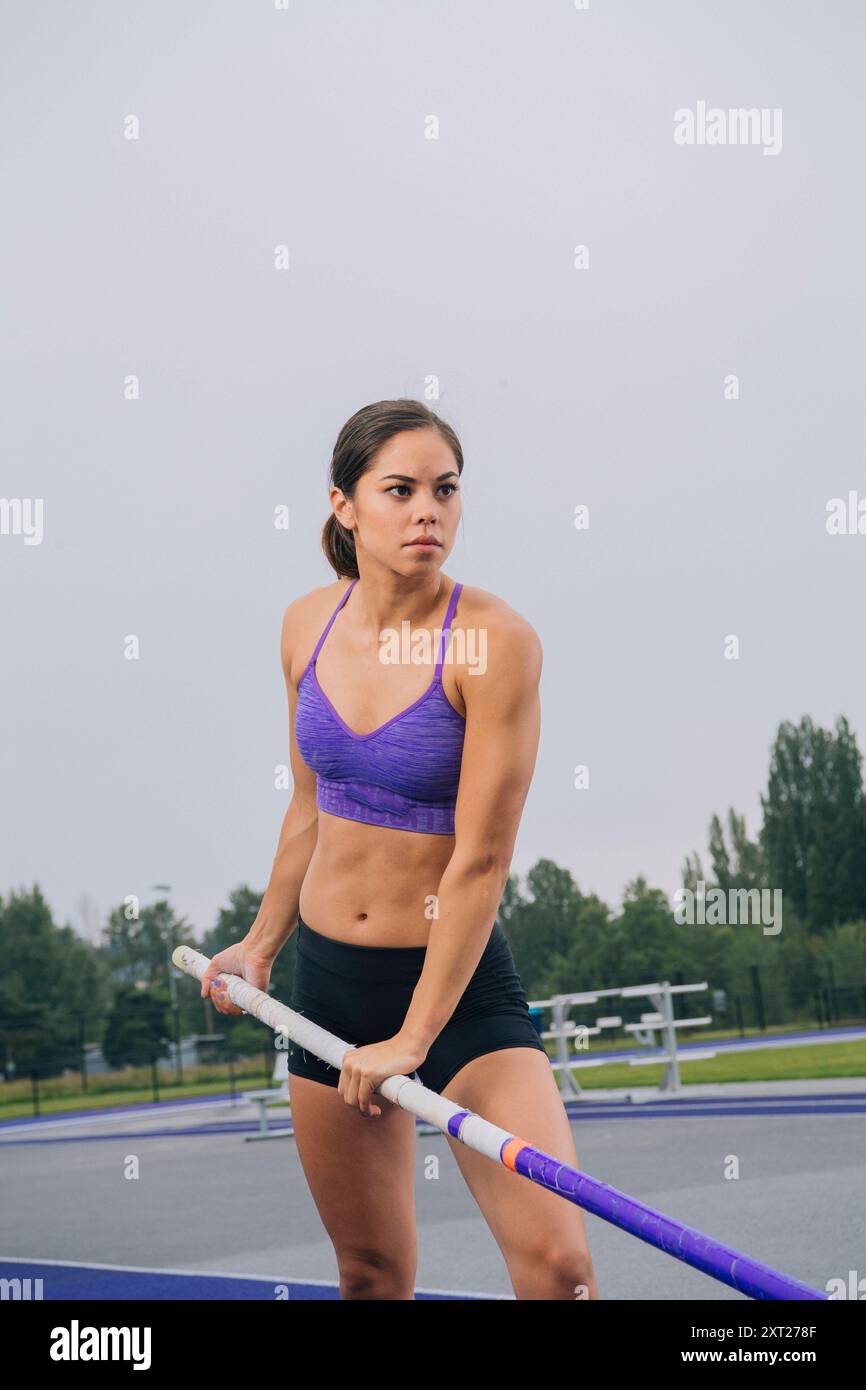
[348,570,453,635]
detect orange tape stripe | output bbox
[500,1137,527,1171]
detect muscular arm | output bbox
[245,599,320,961]
[400,613,543,1051]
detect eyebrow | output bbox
[379,472,459,483]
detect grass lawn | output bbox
[569,1039,866,1090]
[0,1036,864,1121]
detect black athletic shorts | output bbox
[287,914,547,1095]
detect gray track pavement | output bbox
[1,1076,862,1299]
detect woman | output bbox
[202,399,599,1301]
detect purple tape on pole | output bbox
[508,1143,824,1301]
[447,1110,472,1139]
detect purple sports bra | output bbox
[294,578,466,834]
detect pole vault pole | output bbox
[173,945,825,1302]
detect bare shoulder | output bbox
[453,582,543,690]
[280,577,353,684]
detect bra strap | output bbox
[310,577,358,663]
[435,581,463,679]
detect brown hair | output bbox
[321,399,464,579]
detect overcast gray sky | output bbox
[2,0,864,945]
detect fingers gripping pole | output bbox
[175,944,826,1301]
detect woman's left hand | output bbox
[338,1033,428,1117]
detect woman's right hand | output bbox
[200,941,274,1016]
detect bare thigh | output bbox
[288,1073,419,1299]
[441,1048,601,1300]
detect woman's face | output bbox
[335,428,462,573]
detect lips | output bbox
[406,538,441,547]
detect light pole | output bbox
[153,883,183,1084]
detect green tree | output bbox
[0,885,109,1075]
[830,719,866,923]
[103,987,170,1069]
[102,898,194,992]
[684,810,764,895]
[761,716,866,931]
[499,859,593,994]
